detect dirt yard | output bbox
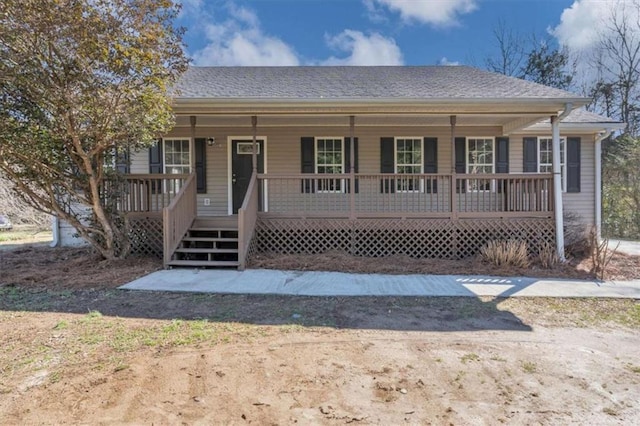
[1,244,639,424]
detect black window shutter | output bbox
[195,138,206,193]
[496,137,509,173]
[424,137,438,193]
[523,137,538,172]
[344,137,359,193]
[567,137,581,193]
[495,136,509,194]
[380,137,395,193]
[115,146,130,174]
[455,137,466,193]
[301,137,315,193]
[148,139,163,194]
[149,139,163,174]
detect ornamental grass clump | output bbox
[480,239,530,268]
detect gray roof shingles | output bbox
[174,66,584,100]
[561,108,621,123]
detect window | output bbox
[466,137,494,191]
[163,138,191,193]
[315,137,344,192]
[395,138,423,192]
[163,139,191,174]
[538,137,566,192]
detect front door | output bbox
[231,140,265,213]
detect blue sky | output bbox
[176,0,621,67]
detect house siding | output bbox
[510,134,596,228]
[126,126,595,228]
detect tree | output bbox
[591,0,640,136]
[484,21,575,91]
[0,0,188,259]
[602,135,640,238]
[484,18,526,77]
[521,41,575,90]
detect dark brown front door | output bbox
[231,140,264,213]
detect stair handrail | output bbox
[163,173,197,268]
[238,171,259,270]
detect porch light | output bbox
[207,137,215,146]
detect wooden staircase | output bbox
[167,217,239,268]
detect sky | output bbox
[174,0,630,68]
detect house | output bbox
[53,66,624,269]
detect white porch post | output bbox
[551,115,565,260]
[251,115,258,173]
[450,115,457,220]
[190,115,197,172]
[349,115,355,220]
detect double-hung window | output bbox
[466,137,494,191]
[163,139,191,174]
[163,138,191,193]
[538,137,566,192]
[315,137,344,192]
[395,137,423,192]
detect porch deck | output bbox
[106,173,555,268]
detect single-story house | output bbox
[52,66,624,269]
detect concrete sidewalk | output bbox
[121,269,640,299]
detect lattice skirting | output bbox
[254,217,555,259]
[127,214,163,257]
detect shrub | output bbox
[564,212,590,258]
[480,239,530,268]
[537,241,559,269]
[589,227,619,280]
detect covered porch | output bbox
[107,168,556,269]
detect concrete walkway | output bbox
[121,269,640,299]
[611,239,640,256]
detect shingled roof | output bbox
[174,66,585,101]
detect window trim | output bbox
[537,136,567,193]
[465,136,495,192]
[394,136,424,193]
[314,136,345,193]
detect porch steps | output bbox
[167,218,239,268]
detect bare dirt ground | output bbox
[1,244,640,424]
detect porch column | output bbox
[551,115,565,260]
[251,115,258,173]
[349,115,355,220]
[190,115,197,172]
[450,115,457,220]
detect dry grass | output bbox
[479,240,530,268]
[537,241,560,269]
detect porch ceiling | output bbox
[173,113,553,134]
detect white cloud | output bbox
[366,0,478,27]
[551,0,638,52]
[322,30,404,65]
[188,3,405,66]
[438,57,460,66]
[191,5,300,66]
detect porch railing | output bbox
[238,171,260,270]
[258,173,553,219]
[101,173,191,213]
[162,173,197,267]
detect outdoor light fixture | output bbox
[207,137,216,146]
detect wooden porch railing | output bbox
[101,174,191,213]
[257,173,553,219]
[238,171,260,270]
[162,173,197,267]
